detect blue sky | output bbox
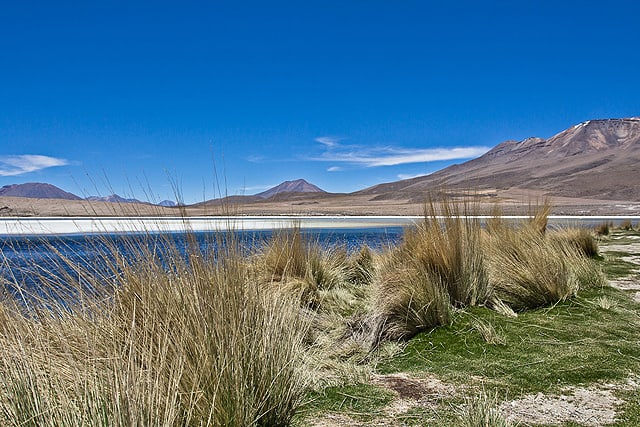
[1,1,639,203]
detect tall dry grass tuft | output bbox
[346,245,374,286]
[370,198,488,344]
[372,254,451,343]
[257,226,350,307]
[485,224,580,311]
[551,227,599,258]
[620,219,634,231]
[595,222,611,236]
[402,200,491,308]
[528,198,552,234]
[0,231,309,426]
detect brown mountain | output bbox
[0,183,81,200]
[359,117,640,201]
[196,179,327,208]
[255,179,326,199]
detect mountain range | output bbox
[2,116,639,215]
[0,184,173,207]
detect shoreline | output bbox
[2,215,639,236]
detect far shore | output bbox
[2,191,640,222]
[2,215,639,236]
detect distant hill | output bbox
[158,200,178,207]
[0,183,81,200]
[85,194,145,204]
[197,179,327,207]
[255,179,326,199]
[358,117,640,201]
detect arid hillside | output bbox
[360,117,640,202]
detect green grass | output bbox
[378,285,640,393]
[298,384,394,424]
[601,251,640,279]
[296,229,640,426]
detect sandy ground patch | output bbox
[500,377,639,426]
[601,241,640,301]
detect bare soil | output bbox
[601,241,640,302]
[3,189,640,217]
[500,379,639,426]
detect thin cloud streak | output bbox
[0,154,69,176]
[315,136,342,147]
[311,143,490,167]
[236,184,274,193]
[398,172,430,180]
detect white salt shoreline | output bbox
[0,216,421,236]
[1,215,639,236]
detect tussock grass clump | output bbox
[258,226,351,307]
[485,225,580,311]
[551,227,599,258]
[0,233,310,427]
[595,221,612,236]
[347,245,374,286]
[401,201,491,308]
[370,199,488,344]
[458,390,513,427]
[620,219,634,231]
[372,256,452,343]
[528,199,552,234]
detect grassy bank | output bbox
[1,206,638,426]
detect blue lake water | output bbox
[0,227,405,300]
[2,214,639,302]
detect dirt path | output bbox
[600,240,640,302]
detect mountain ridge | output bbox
[358,117,640,201]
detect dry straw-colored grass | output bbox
[372,199,605,342]
[370,198,491,344]
[551,227,600,258]
[257,226,351,307]
[0,232,309,427]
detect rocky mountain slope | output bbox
[359,117,640,201]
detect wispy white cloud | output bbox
[327,166,343,172]
[0,154,69,177]
[398,172,430,180]
[236,184,274,193]
[315,136,343,147]
[311,139,490,168]
[246,155,266,163]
